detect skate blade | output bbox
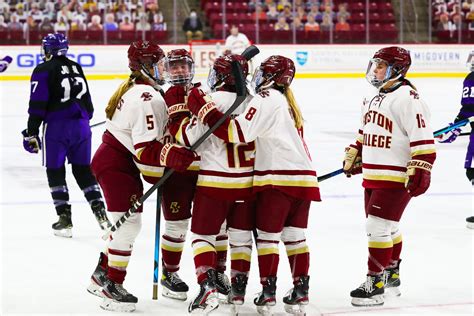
[189,293,219,315]
[162,286,187,301]
[87,281,104,298]
[53,228,72,238]
[98,220,112,231]
[284,303,307,315]
[217,292,230,304]
[351,295,384,307]
[100,297,136,312]
[257,304,275,315]
[383,287,401,297]
[230,303,242,315]
[189,301,219,314]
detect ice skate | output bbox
[91,201,112,230]
[383,260,401,297]
[283,275,309,315]
[466,216,474,229]
[100,277,138,312]
[52,207,72,238]
[188,269,219,314]
[87,252,107,298]
[215,271,231,302]
[350,274,384,307]
[161,265,188,301]
[254,276,277,315]
[228,274,248,314]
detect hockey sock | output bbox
[216,233,228,273]
[161,234,185,272]
[192,234,217,284]
[366,215,393,275]
[71,164,103,206]
[281,227,310,283]
[256,230,280,285]
[284,240,310,283]
[107,248,131,284]
[228,228,252,282]
[390,229,402,264]
[46,167,70,215]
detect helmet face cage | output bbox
[366,46,411,88]
[252,55,295,93]
[467,51,474,72]
[164,51,195,86]
[207,67,219,91]
[207,54,248,91]
[41,33,69,61]
[251,66,270,93]
[366,58,392,88]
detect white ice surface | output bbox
[1,77,472,315]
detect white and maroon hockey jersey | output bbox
[175,90,253,200]
[207,88,320,201]
[106,82,167,179]
[354,84,436,189]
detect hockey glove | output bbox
[187,87,217,124]
[164,85,188,119]
[437,123,461,143]
[405,159,432,197]
[21,129,41,153]
[343,145,362,177]
[159,143,197,173]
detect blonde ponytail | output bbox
[284,87,304,129]
[105,75,136,119]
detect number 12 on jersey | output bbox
[226,142,255,168]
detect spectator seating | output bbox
[203,0,399,44]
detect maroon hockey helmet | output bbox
[252,55,295,93]
[164,49,195,85]
[207,54,249,90]
[127,40,165,72]
[366,46,411,88]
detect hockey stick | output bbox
[152,187,162,300]
[432,117,472,136]
[318,118,474,182]
[102,61,248,241]
[90,120,106,128]
[460,132,471,136]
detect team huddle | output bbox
[21,33,474,315]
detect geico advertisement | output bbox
[1,44,470,76]
[1,45,130,74]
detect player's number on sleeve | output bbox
[416,113,426,128]
[31,81,39,93]
[60,77,87,102]
[226,142,255,168]
[462,87,474,98]
[245,107,257,121]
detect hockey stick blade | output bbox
[102,61,247,241]
[241,45,260,61]
[90,120,106,128]
[319,118,474,183]
[433,117,472,137]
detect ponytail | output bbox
[105,74,137,119]
[284,87,304,129]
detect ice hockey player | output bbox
[86,40,196,312]
[175,54,255,314]
[22,33,111,238]
[343,46,436,306]
[150,48,200,301]
[187,55,321,315]
[437,50,474,229]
